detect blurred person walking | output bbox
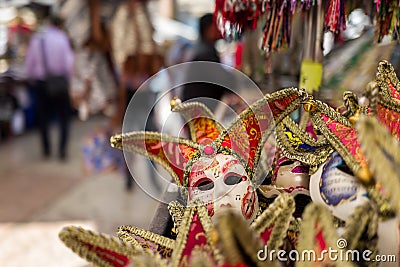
[24,14,74,160]
[182,13,236,110]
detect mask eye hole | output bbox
[279,160,295,166]
[196,179,214,191]
[224,175,243,185]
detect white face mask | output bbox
[188,154,259,223]
[273,157,310,192]
[259,157,310,199]
[310,152,369,222]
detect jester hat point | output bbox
[110,88,307,188]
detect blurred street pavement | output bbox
[0,116,159,267]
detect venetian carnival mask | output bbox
[273,156,310,193]
[310,152,369,222]
[260,155,311,200]
[188,153,258,222]
[111,88,307,222]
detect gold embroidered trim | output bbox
[118,225,175,249]
[367,187,396,219]
[168,201,186,234]
[129,253,166,267]
[342,203,378,252]
[59,226,144,267]
[276,116,333,166]
[172,101,224,142]
[171,201,223,267]
[215,210,264,267]
[251,194,295,251]
[110,131,201,185]
[357,116,400,214]
[297,204,354,267]
[376,60,400,112]
[309,100,362,175]
[187,250,216,267]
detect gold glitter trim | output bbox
[59,226,145,267]
[171,201,223,267]
[342,203,378,252]
[297,204,354,267]
[309,99,363,176]
[168,201,186,234]
[342,91,360,117]
[251,194,295,252]
[118,225,175,249]
[376,60,400,112]
[215,210,264,267]
[357,115,400,213]
[172,101,224,142]
[276,116,333,166]
[110,131,201,185]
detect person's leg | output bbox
[36,82,51,157]
[56,96,71,160]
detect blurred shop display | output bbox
[82,126,124,175]
[342,8,371,41]
[215,0,398,52]
[0,74,20,140]
[111,0,160,76]
[215,0,399,95]
[0,0,398,141]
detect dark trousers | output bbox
[35,81,71,158]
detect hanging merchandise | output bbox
[214,0,263,41]
[299,1,325,93]
[215,0,352,53]
[111,0,159,75]
[324,0,347,33]
[261,0,298,53]
[214,0,299,52]
[375,0,400,42]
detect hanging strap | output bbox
[40,36,49,77]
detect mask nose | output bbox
[213,178,229,202]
